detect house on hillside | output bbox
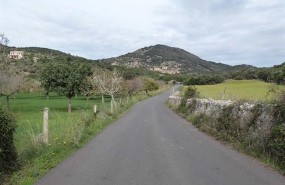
[9,50,24,59]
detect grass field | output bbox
[1,93,111,155]
[189,80,283,101]
[0,93,114,184]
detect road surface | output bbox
[36,88,285,185]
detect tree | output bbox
[257,69,270,82]
[143,78,159,95]
[126,77,144,95]
[81,76,96,101]
[0,34,24,111]
[0,72,24,111]
[40,61,92,112]
[92,69,108,104]
[0,33,10,67]
[0,33,24,111]
[0,33,9,55]
[184,86,199,99]
[40,63,54,99]
[93,69,123,113]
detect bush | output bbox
[143,79,159,95]
[266,90,285,169]
[184,86,199,99]
[0,108,18,174]
[267,124,285,169]
[178,87,199,114]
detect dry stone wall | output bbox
[168,91,276,136]
[168,91,285,171]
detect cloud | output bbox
[0,0,284,67]
[162,0,285,66]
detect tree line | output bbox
[39,58,160,113]
[158,63,285,86]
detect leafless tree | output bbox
[126,77,144,95]
[0,33,10,65]
[21,78,42,93]
[0,34,24,111]
[92,70,108,104]
[0,33,9,51]
[0,72,24,111]
[93,69,123,113]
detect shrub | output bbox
[184,86,199,99]
[266,90,285,169]
[143,79,159,95]
[216,105,242,141]
[267,124,285,169]
[178,86,199,113]
[0,108,18,174]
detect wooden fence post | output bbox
[43,107,49,145]
[111,100,114,113]
[93,104,97,114]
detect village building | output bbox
[9,50,24,59]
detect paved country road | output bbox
[36,88,285,185]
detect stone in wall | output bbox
[187,98,233,118]
[168,91,182,107]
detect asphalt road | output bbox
[36,88,285,185]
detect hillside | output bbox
[100,44,231,74]
[0,45,90,72]
[2,46,85,60]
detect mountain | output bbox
[2,44,263,77]
[100,44,231,74]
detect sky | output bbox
[0,0,284,67]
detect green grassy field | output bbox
[0,93,114,184]
[0,93,111,155]
[189,80,283,101]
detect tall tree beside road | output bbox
[93,69,123,113]
[126,77,144,95]
[0,33,9,54]
[40,61,92,112]
[0,34,24,111]
[91,69,108,104]
[0,73,24,111]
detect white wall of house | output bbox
[9,51,24,59]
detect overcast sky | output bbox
[0,0,284,67]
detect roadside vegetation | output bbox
[172,83,285,174]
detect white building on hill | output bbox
[9,50,24,59]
